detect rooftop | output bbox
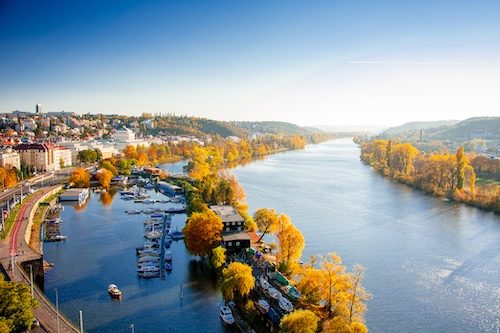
[210,205,245,223]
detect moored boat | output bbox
[220,306,235,325]
[108,284,122,298]
[259,276,270,290]
[278,296,293,312]
[256,299,270,314]
[267,287,281,300]
[170,230,184,240]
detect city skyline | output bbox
[1,1,499,126]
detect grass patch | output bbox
[476,177,500,187]
[0,193,36,239]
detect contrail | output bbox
[348,61,500,66]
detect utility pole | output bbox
[79,310,84,333]
[29,264,34,298]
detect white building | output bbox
[0,149,21,170]
[54,146,72,169]
[112,127,135,142]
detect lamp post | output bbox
[130,324,135,333]
[55,288,60,333]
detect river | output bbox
[44,138,499,332]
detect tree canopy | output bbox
[183,210,223,257]
[0,276,38,333]
[221,262,255,301]
[70,168,90,188]
[280,309,319,333]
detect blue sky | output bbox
[1,0,499,126]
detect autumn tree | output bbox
[280,309,319,333]
[70,168,90,188]
[211,246,226,271]
[183,210,223,257]
[253,208,279,242]
[456,146,465,189]
[221,262,255,301]
[276,214,304,274]
[4,169,17,188]
[97,169,114,189]
[100,160,117,176]
[0,167,6,188]
[346,265,371,327]
[123,145,137,159]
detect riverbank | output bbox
[358,139,499,214]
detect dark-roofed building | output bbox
[222,232,251,252]
[210,205,246,233]
[14,143,56,172]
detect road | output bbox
[0,185,81,333]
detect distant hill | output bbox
[380,120,459,137]
[229,121,321,136]
[374,117,500,153]
[146,116,319,138]
[430,117,500,141]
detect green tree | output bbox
[280,309,319,333]
[0,276,38,332]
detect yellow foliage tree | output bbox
[211,246,226,270]
[253,208,279,242]
[280,309,319,333]
[221,262,254,301]
[276,214,304,273]
[97,169,114,189]
[183,210,223,257]
[70,168,90,188]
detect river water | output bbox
[44,138,499,332]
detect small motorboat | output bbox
[137,265,160,273]
[220,306,235,325]
[278,296,293,312]
[108,284,122,298]
[283,285,301,301]
[267,287,281,300]
[170,196,182,203]
[170,230,184,240]
[138,271,159,279]
[126,209,141,214]
[165,263,172,271]
[145,231,162,240]
[164,250,172,261]
[256,299,270,314]
[259,276,270,290]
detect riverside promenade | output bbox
[0,186,80,333]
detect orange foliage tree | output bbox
[70,168,90,188]
[97,169,114,189]
[183,210,223,257]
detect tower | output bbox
[36,103,42,114]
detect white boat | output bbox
[108,284,122,298]
[170,196,182,203]
[259,276,270,290]
[126,209,141,214]
[138,256,160,263]
[137,265,160,272]
[164,250,172,261]
[278,296,293,312]
[53,235,68,241]
[256,299,270,314]
[267,287,281,300]
[220,306,235,325]
[145,231,162,239]
[138,249,160,256]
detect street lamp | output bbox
[130,324,135,333]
